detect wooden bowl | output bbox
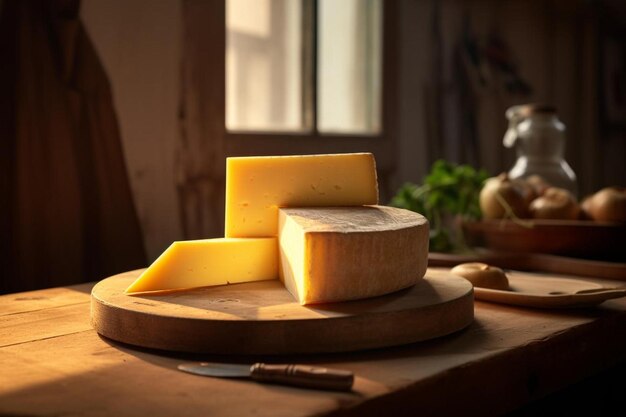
[463,219,626,260]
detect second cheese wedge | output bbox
[125,238,278,293]
[278,206,429,305]
[225,153,379,238]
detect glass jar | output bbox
[503,104,578,197]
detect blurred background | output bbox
[2,0,625,293]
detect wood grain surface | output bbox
[429,251,626,281]
[90,269,474,354]
[472,272,626,308]
[464,219,626,260]
[2,269,626,417]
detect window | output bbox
[226,0,383,135]
[317,0,382,134]
[178,0,397,238]
[226,0,304,132]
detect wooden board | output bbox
[464,219,626,260]
[473,272,626,308]
[429,251,626,281]
[90,269,473,355]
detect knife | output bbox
[178,362,354,391]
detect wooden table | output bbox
[2,267,626,417]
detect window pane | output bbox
[226,0,304,131]
[317,0,382,134]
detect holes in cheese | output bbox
[124,238,278,294]
[225,153,378,238]
[278,206,429,305]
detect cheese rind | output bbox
[278,206,429,305]
[225,153,378,238]
[125,238,278,293]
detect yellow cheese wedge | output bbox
[125,238,278,293]
[225,153,378,238]
[278,205,429,305]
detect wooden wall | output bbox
[396,0,626,197]
[81,0,626,262]
[81,0,183,260]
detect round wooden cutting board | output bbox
[91,269,473,355]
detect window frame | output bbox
[178,0,399,238]
[218,0,397,169]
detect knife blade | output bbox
[178,362,354,391]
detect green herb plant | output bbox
[390,160,488,253]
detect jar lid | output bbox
[512,103,557,118]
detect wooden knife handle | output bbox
[250,363,354,391]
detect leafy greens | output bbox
[390,160,488,252]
